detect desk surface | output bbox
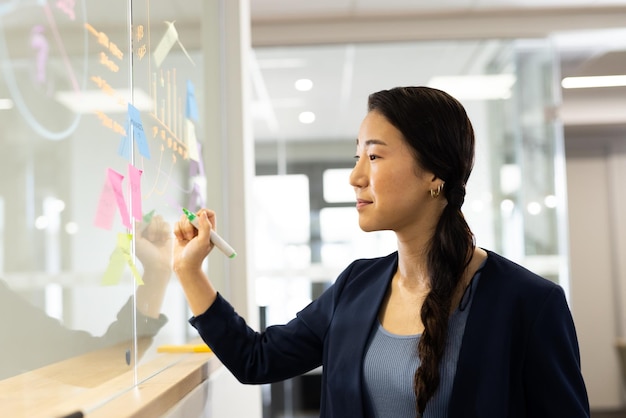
[0,341,218,418]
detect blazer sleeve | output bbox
[523,285,590,417]
[189,262,355,384]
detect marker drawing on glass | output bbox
[182,207,237,259]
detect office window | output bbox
[252,174,311,272]
[323,168,354,203]
[319,207,396,268]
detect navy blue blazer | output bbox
[190,250,589,417]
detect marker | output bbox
[141,209,155,232]
[182,207,237,259]
[157,343,212,353]
[142,209,155,225]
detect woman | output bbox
[173,87,589,417]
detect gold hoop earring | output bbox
[430,183,443,198]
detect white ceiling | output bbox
[0,0,624,146]
[249,0,626,20]
[247,0,626,143]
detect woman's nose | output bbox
[349,158,366,188]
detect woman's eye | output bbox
[368,154,378,161]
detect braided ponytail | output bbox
[415,189,474,414]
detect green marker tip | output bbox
[142,209,155,224]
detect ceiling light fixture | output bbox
[295,78,313,91]
[561,75,626,89]
[299,111,315,124]
[427,74,516,100]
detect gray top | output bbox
[363,271,482,417]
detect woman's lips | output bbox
[356,199,372,210]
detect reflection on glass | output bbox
[0,214,171,381]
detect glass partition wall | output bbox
[0,0,213,412]
[251,38,566,416]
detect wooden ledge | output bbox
[0,342,219,418]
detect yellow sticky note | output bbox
[101,233,143,285]
[117,232,132,252]
[125,252,144,286]
[101,247,127,286]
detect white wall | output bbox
[566,131,626,409]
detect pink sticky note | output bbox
[107,168,131,229]
[94,174,117,230]
[128,164,143,221]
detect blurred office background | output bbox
[0,0,624,417]
[247,1,626,417]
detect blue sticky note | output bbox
[186,80,199,121]
[128,103,151,159]
[117,121,131,160]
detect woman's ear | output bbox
[428,174,444,190]
[428,176,445,198]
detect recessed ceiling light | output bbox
[35,215,48,230]
[299,111,315,124]
[544,195,558,208]
[295,78,313,92]
[65,222,79,235]
[527,202,542,216]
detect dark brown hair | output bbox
[367,86,476,415]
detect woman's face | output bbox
[349,110,438,234]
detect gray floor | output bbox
[279,410,626,418]
[275,407,626,418]
[282,412,626,418]
[593,410,626,418]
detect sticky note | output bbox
[117,233,144,285]
[128,103,150,159]
[153,21,178,68]
[189,142,205,178]
[128,164,143,221]
[101,233,144,286]
[186,80,198,121]
[184,119,199,161]
[107,168,131,229]
[94,175,117,230]
[118,121,131,160]
[101,245,127,285]
[125,254,143,285]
